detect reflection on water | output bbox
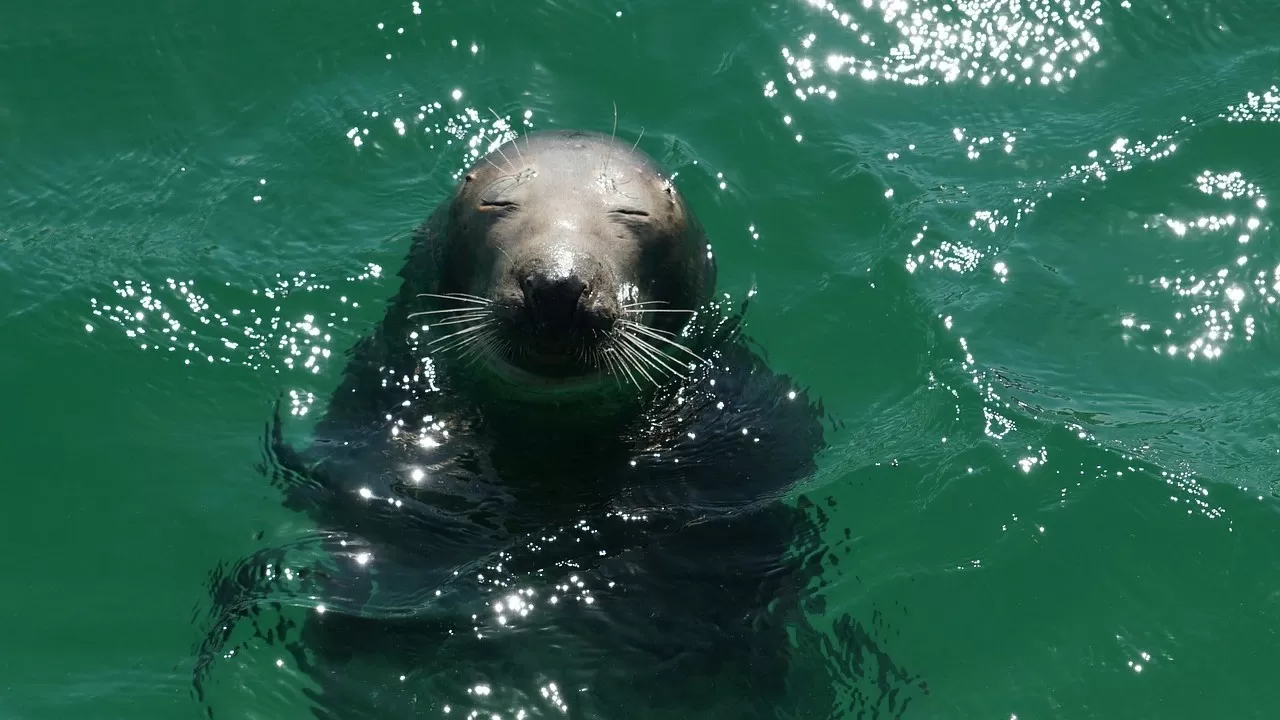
[788,0,1104,88]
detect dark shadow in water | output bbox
[189,190,927,720]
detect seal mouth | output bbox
[409,292,709,392]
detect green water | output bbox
[4,0,1280,717]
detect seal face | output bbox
[423,130,714,390]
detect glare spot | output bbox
[779,0,1104,92]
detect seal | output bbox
[192,129,925,719]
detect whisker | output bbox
[621,300,671,308]
[605,341,641,390]
[510,133,525,167]
[605,101,618,177]
[613,340,658,387]
[425,314,493,327]
[488,136,514,170]
[631,125,646,152]
[599,347,623,389]
[619,332,688,380]
[488,108,526,168]
[619,322,688,342]
[427,321,494,348]
[408,307,493,318]
[458,330,501,367]
[621,335,681,383]
[435,332,488,356]
[449,336,490,365]
[416,293,492,306]
[620,320,708,364]
[622,309,697,314]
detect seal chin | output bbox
[474,347,620,401]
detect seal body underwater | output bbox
[192,129,925,719]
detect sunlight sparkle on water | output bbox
[1222,85,1280,124]
[782,0,1104,91]
[88,268,379,378]
[766,0,1113,137]
[1120,171,1273,362]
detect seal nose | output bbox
[522,272,588,331]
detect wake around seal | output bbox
[192,129,925,719]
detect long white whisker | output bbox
[417,293,492,306]
[599,347,624,389]
[427,321,494,348]
[488,108,525,167]
[605,101,618,178]
[408,307,492,317]
[488,137,514,169]
[620,332,688,379]
[605,341,641,390]
[613,339,658,387]
[620,321,688,341]
[623,309,697,314]
[621,335,679,382]
[621,320,707,364]
[458,330,501,366]
[607,359,625,389]
[435,331,488,355]
[426,314,493,327]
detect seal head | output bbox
[422,130,714,391]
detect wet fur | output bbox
[191,130,924,719]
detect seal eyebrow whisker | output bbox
[486,175,523,195]
[487,108,526,168]
[487,137,516,170]
[630,125,646,153]
[603,101,621,179]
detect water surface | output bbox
[4,0,1280,717]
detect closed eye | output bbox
[479,201,519,212]
[611,209,650,218]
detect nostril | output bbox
[523,272,587,330]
